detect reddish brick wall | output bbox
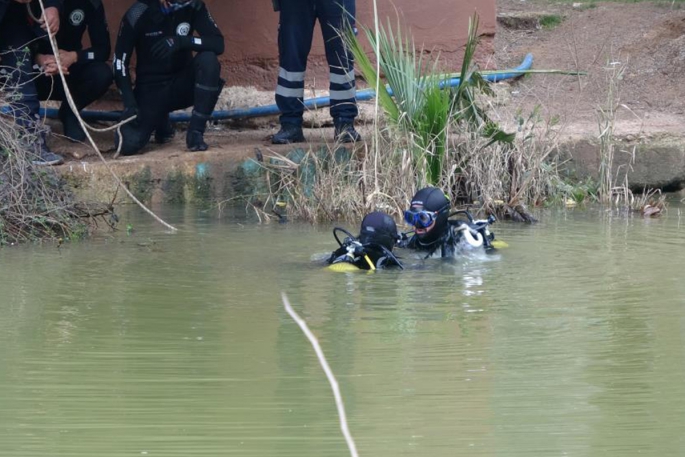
[102,0,496,89]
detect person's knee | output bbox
[81,62,113,98]
[117,123,150,156]
[194,52,221,78]
[91,62,114,90]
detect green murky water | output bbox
[2,205,685,457]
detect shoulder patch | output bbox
[69,8,86,26]
[125,2,148,28]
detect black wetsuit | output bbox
[113,0,224,155]
[0,0,63,129]
[402,228,461,258]
[34,0,112,128]
[401,220,495,258]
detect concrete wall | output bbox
[102,0,496,89]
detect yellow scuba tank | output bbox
[327,262,363,272]
[491,240,509,249]
[326,254,376,272]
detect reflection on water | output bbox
[1,205,685,456]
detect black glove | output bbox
[151,36,189,61]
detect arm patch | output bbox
[125,2,148,28]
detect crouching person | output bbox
[0,0,64,165]
[34,0,113,142]
[113,0,224,155]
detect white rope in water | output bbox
[34,1,178,232]
[281,293,360,457]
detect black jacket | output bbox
[113,0,224,109]
[36,0,110,62]
[0,1,8,25]
[0,0,62,29]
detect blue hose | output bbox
[5,54,533,123]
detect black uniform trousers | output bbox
[276,0,358,127]
[0,25,42,129]
[34,60,112,119]
[119,52,223,156]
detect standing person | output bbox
[0,0,64,165]
[272,0,361,145]
[34,0,113,142]
[113,0,224,156]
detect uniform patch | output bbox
[69,9,85,26]
[176,22,191,36]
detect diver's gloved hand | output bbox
[151,36,191,60]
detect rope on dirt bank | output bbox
[281,293,360,457]
[34,0,178,232]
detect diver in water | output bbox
[400,187,497,258]
[327,211,404,271]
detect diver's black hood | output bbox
[409,187,450,245]
[410,187,450,212]
[358,211,398,252]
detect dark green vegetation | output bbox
[539,14,564,28]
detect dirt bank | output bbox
[495,0,685,122]
[52,1,685,198]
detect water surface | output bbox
[1,205,685,457]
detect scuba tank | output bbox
[448,211,497,250]
[326,212,404,271]
[401,209,507,258]
[448,210,508,250]
[327,227,404,271]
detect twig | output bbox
[281,293,360,457]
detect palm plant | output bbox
[345,12,514,185]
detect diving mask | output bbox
[404,209,439,229]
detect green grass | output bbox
[540,14,564,28]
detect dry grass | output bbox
[254,132,415,224]
[595,60,668,216]
[0,85,114,245]
[250,103,563,225]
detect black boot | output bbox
[59,105,86,143]
[32,136,64,166]
[186,130,208,152]
[334,122,361,143]
[272,124,305,145]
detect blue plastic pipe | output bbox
[4,54,534,123]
